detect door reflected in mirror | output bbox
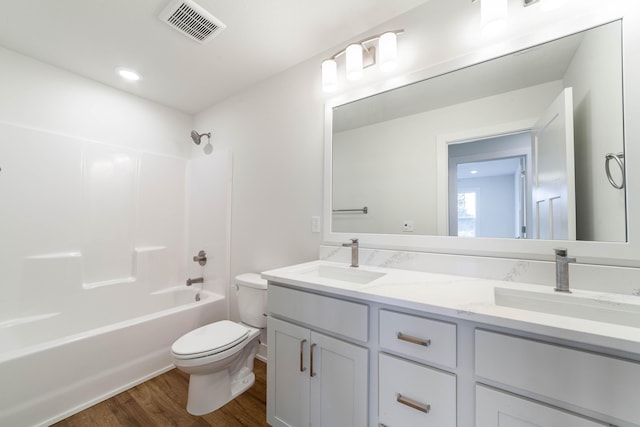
[331,20,625,242]
[448,134,530,239]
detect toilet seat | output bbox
[172,320,249,360]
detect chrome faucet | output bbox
[554,248,576,293]
[342,238,359,268]
[186,277,204,286]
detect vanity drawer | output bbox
[379,310,456,369]
[268,284,368,342]
[475,329,640,425]
[379,353,456,427]
[476,385,608,426]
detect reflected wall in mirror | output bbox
[331,20,625,242]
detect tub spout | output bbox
[186,277,204,286]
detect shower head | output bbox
[190,130,211,145]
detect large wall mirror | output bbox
[324,6,640,266]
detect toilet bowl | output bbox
[171,273,267,415]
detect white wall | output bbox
[459,174,516,238]
[564,22,626,242]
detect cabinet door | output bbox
[476,385,607,427]
[309,331,369,427]
[267,317,310,427]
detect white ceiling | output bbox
[0,0,431,115]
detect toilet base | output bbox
[186,365,257,415]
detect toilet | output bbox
[171,273,268,415]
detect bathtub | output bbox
[0,285,225,427]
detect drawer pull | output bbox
[397,332,431,347]
[299,339,307,372]
[310,343,317,377]
[396,393,431,414]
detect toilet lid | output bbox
[172,320,249,358]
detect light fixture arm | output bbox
[326,29,404,61]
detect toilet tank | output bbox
[235,273,268,328]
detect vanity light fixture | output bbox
[115,67,141,81]
[480,0,508,37]
[321,30,403,93]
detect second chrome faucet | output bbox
[343,238,359,267]
[554,248,576,293]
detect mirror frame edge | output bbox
[323,3,640,267]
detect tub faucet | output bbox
[186,277,204,286]
[554,248,576,293]
[342,238,359,268]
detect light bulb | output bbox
[321,59,337,93]
[378,32,398,72]
[346,44,363,81]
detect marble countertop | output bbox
[262,260,640,355]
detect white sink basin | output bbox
[494,287,640,328]
[297,264,386,284]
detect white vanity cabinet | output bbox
[264,273,640,427]
[475,329,640,427]
[267,285,369,427]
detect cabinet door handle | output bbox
[310,343,317,378]
[396,393,430,414]
[397,332,431,347]
[299,339,307,372]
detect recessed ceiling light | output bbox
[115,67,141,81]
[470,170,479,174]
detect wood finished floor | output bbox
[53,360,268,427]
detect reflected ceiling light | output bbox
[481,0,508,37]
[321,30,403,93]
[115,67,141,81]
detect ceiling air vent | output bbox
[159,0,226,44]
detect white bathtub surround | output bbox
[320,245,640,297]
[186,150,234,300]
